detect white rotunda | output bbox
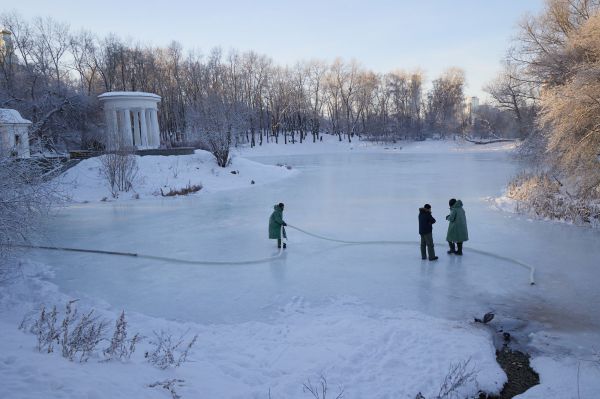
[98,92,161,149]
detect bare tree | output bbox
[425,68,466,137]
[0,157,62,279]
[485,60,537,139]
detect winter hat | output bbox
[449,198,457,207]
[424,204,431,210]
[278,202,285,208]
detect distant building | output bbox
[0,108,31,159]
[466,96,479,124]
[0,28,14,63]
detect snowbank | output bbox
[59,150,297,203]
[514,356,600,399]
[0,261,506,399]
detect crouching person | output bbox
[269,202,287,249]
[418,203,438,261]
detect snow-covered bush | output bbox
[302,375,344,399]
[61,303,108,362]
[145,330,198,369]
[21,300,110,362]
[27,305,60,354]
[435,359,477,399]
[99,149,139,198]
[414,358,477,399]
[103,310,143,361]
[507,172,600,227]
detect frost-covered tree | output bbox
[538,10,600,197]
[484,61,538,139]
[425,68,466,136]
[496,0,600,224]
[186,92,247,167]
[0,158,61,278]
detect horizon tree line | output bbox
[0,12,513,156]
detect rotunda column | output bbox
[132,110,141,146]
[139,109,149,148]
[150,108,160,147]
[121,109,133,147]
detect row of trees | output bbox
[487,0,600,200]
[0,12,477,155]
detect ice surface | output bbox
[33,144,600,346]
[7,140,600,397]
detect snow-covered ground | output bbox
[61,149,296,203]
[0,261,505,398]
[1,138,599,398]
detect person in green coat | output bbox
[269,203,287,249]
[445,198,468,255]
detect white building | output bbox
[98,92,161,150]
[467,96,479,124]
[0,108,31,158]
[0,28,14,64]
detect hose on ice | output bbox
[11,224,535,285]
[286,224,536,285]
[10,226,287,266]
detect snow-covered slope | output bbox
[60,150,296,203]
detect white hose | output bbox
[11,225,287,266]
[287,224,536,285]
[11,224,535,285]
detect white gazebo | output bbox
[98,91,161,149]
[0,108,31,158]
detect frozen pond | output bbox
[31,148,600,352]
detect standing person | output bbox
[419,204,438,261]
[269,203,287,249]
[446,198,469,255]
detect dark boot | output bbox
[447,242,456,254]
[283,243,287,249]
[456,242,463,256]
[277,238,282,249]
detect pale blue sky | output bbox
[3,0,545,98]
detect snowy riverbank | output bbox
[59,149,297,203]
[0,261,506,399]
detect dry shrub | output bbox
[145,330,198,369]
[160,182,202,197]
[508,172,600,227]
[20,300,109,362]
[99,149,138,198]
